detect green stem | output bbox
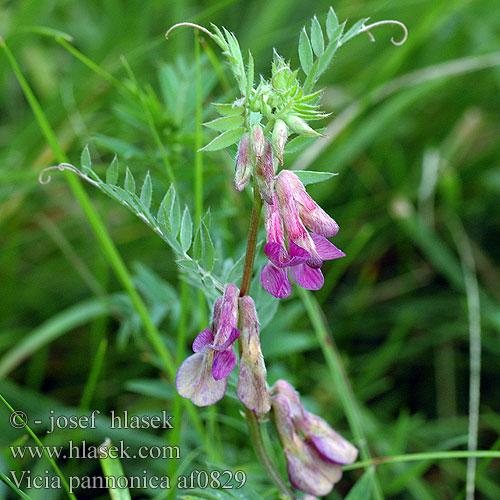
[344,450,500,471]
[238,183,295,499]
[298,288,385,500]
[239,179,263,297]
[246,408,296,499]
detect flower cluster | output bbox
[271,380,358,496]
[260,170,345,298]
[176,284,270,413]
[170,12,359,497]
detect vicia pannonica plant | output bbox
[42,7,406,498]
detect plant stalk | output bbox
[239,179,263,297]
[239,183,295,499]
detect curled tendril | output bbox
[38,163,98,186]
[271,66,291,93]
[359,20,408,46]
[165,22,215,40]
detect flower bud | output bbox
[251,125,265,158]
[255,139,275,205]
[236,296,270,415]
[283,114,324,138]
[272,119,288,165]
[234,134,255,192]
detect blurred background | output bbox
[1,0,499,498]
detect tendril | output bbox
[359,20,408,46]
[38,163,98,186]
[165,22,215,40]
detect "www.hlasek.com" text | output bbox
[10,440,180,460]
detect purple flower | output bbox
[255,139,276,205]
[234,133,254,192]
[236,296,270,415]
[175,284,240,406]
[259,170,345,298]
[271,380,358,496]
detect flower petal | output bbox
[297,199,339,238]
[289,264,324,290]
[310,233,345,261]
[287,240,311,266]
[303,413,358,465]
[213,284,239,346]
[260,263,292,298]
[175,352,227,407]
[212,327,240,351]
[310,432,358,465]
[255,140,275,204]
[277,170,339,237]
[211,297,223,332]
[192,329,214,352]
[237,296,270,415]
[264,242,289,268]
[212,348,237,380]
[238,359,271,414]
[285,443,342,496]
[264,193,287,247]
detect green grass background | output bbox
[1,0,500,498]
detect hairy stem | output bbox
[246,408,296,499]
[239,180,263,297]
[239,184,295,499]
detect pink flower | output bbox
[259,171,345,298]
[271,380,358,496]
[175,284,240,406]
[255,139,276,204]
[236,296,271,415]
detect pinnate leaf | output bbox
[203,115,244,131]
[294,170,337,185]
[200,128,245,152]
[180,206,193,252]
[124,167,136,194]
[311,16,325,56]
[140,172,153,210]
[106,157,119,185]
[341,18,369,45]
[326,7,339,38]
[299,28,313,75]
[212,102,244,116]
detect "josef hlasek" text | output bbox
[46,410,174,434]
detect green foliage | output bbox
[345,469,374,500]
[2,0,500,499]
[293,170,337,185]
[200,6,372,155]
[99,440,133,500]
[47,154,227,299]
